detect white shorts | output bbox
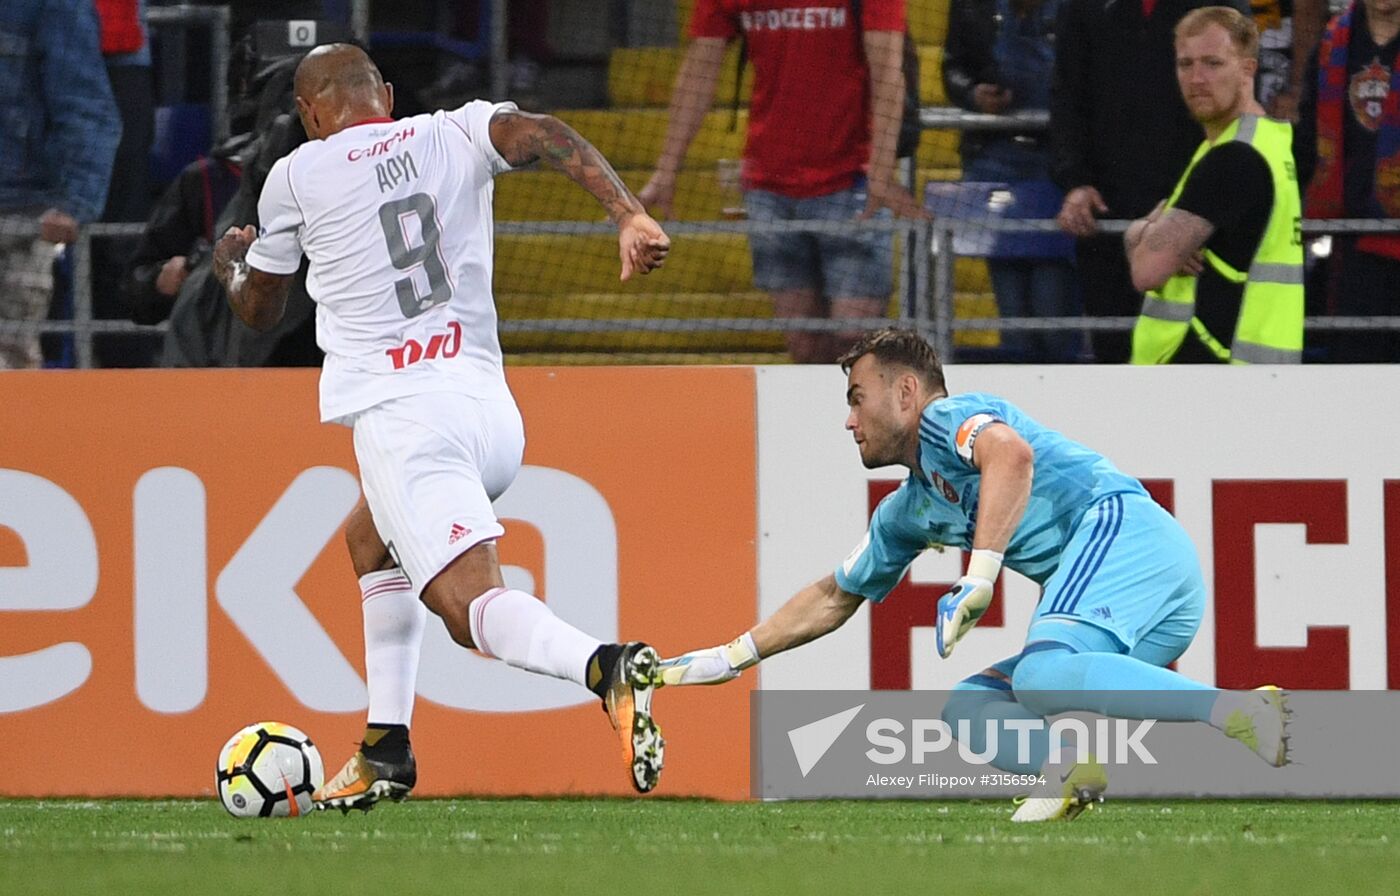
[350,391,525,597]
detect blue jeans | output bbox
[965,145,1082,362]
[743,181,894,300]
[986,260,1081,362]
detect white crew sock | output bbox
[361,569,425,727]
[467,588,601,686]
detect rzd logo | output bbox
[385,320,463,370]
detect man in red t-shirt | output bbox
[638,0,928,363]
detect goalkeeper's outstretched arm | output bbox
[658,575,864,686]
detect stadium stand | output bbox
[490,0,1000,363]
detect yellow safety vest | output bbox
[1131,114,1304,364]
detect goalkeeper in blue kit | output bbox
[660,328,1289,822]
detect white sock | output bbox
[361,569,425,727]
[467,588,601,686]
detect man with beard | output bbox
[1127,6,1304,364]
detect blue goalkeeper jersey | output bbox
[835,392,1147,601]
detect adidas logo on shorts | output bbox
[448,523,471,545]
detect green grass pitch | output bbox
[3,799,1398,895]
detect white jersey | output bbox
[246,100,517,423]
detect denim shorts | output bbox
[743,181,894,300]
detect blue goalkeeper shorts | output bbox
[1025,492,1205,660]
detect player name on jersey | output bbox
[374,151,419,194]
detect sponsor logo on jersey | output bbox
[386,320,464,370]
[449,522,472,545]
[955,413,999,464]
[740,7,849,33]
[347,125,417,162]
[930,472,960,504]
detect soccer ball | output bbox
[216,722,325,818]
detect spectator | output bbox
[942,0,1082,362]
[0,0,121,369]
[637,0,928,364]
[159,54,322,368]
[1252,0,1333,119]
[1296,0,1400,362]
[119,25,304,329]
[1127,6,1304,364]
[121,137,245,326]
[95,0,159,366]
[1050,0,1250,363]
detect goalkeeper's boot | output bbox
[1010,758,1108,823]
[314,728,417,813]
[594,642,665,793]
[1223,685,1291,767]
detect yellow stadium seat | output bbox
[495,168,737,221]
[917,45,946,105]
[498,291,784,353]
[955,257,991,293]
[952,292,1001,349]
[499,291,772,320]
[562,108,747,170]
[496,233,753,295]
[914,128,960,169]
[607,45,753,108]
[909,0,950,46]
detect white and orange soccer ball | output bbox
[216,722,324,818]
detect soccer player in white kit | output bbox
[213,44,672,810]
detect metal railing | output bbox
[926,216,1400,360]
[11,100,1400,366]
[919,108,1049,132]
[10,214,1399,368]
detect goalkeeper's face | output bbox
[844,354,913,470]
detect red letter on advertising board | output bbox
[1140,479,1175,514]
[1213,480,1350,689]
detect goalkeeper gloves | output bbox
[657,632,760,686]
[935,549,1002,659]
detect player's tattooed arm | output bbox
[490,109,670,280]
[213,225,292,331]
[1127,206,1215,292]
[488,109,644,225]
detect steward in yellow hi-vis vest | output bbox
[1126,7,1304,364]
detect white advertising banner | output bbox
[756,365,1400,693]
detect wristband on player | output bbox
[722,632,761,671]
[966,549,1004,582]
